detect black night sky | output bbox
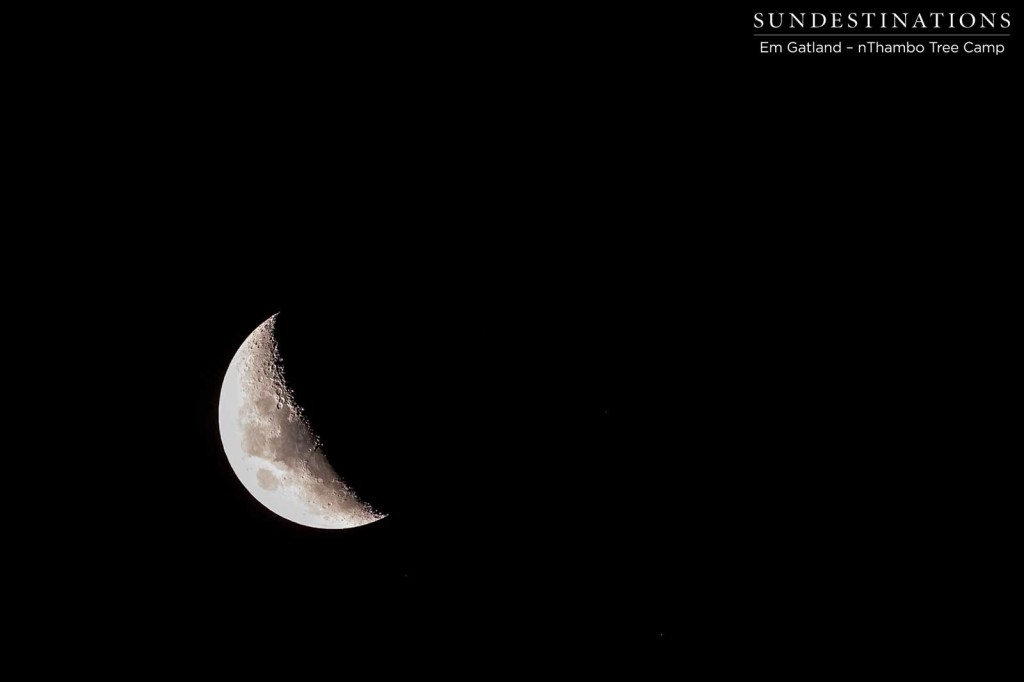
[138,252,695,648]
[78,3,1017,664]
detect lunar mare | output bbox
[218,314,384,529]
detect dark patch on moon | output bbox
[256,469,279,491]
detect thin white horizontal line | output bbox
[754,34,1010,37]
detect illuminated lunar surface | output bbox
[218,314,384,529]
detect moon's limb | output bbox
[218,314,384,529]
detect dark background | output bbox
[127,251,700,650]
[78,2,1017,663]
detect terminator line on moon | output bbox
[218,314,385,529]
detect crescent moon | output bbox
[218,314,385,529]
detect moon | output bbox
[218,313,385,529]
